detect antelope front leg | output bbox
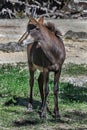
[40,69,49,119]
[38,72,44,103]
[28,69,34,111]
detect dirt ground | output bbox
[0,19,87,87]
[0,19,87,130]
[0,19,87,65]
[0,39,87,65]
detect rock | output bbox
[0,42,25,52]
[64,30,87,40]
[0,0,87,19]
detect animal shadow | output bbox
[13,119,39,127]
[4,96,41,110]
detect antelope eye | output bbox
[27,24,36,31]
[36,26,39,30]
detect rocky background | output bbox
[0,0,87,19]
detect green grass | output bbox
[0,63,87,130]
[62,63,87,76]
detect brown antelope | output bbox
[18,16,66,119]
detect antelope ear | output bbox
[28,15,39,26]
[38,17,44,24]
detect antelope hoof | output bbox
[55,115,60,121]
[27,103,33,112]
[54,111,60,120]
[40,112,46,119]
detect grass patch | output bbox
[62,63,87,76]
[0,64,29,98]
[60,82,87,102]
[0,63,87,130]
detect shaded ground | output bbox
[0,64,87,130]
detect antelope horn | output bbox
[31,7,36,17]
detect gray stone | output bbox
[0,42,25,52]
[64,30,87,40]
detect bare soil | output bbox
[0,19,87,64]
[0,19,87,130]
[0,39,87,65]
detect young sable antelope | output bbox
[18,16,66,119]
